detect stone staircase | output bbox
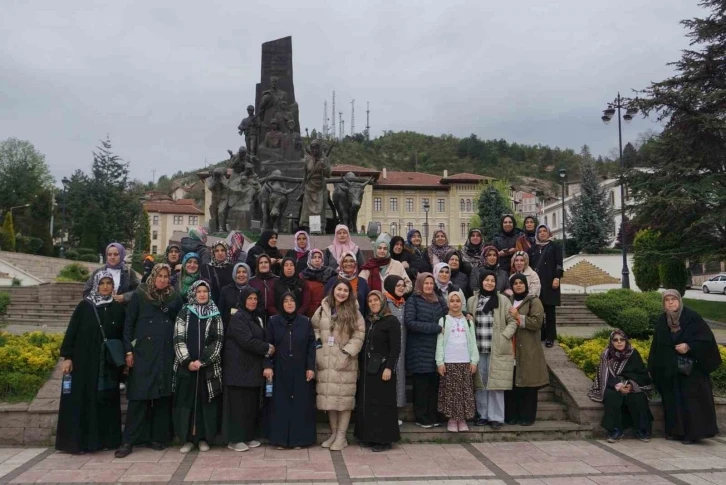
[1,282,83,330]
[558,294,607,327]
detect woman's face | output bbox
[311,252,323,268]
[296,233,308,248]
[435,232,446,245]
[376,243,388,258]
[525,219,536,231]
[485,250,498,266]
[392,241,404,254]
[448,255,460,270]
[512,279,527,295]
[283,260,296,277]
[268,234,278,247]
[334,283,350,303]
[368,294,382,314]
[235,267,248,285]
[342,256,356,273]
[336,229,349,243]
[538,227,549,240]
[258,258,270,273]
[155,269,170,290]
[422,277,434,294]
[245,293,258,311]
[502,217,514,232]
[394,279,406,297]
[196,285,210,304]
[513,256,525,272]
[482,275,496,292]
[282,295,296,314]
[664,295,680,312]
[448,294,462,313]
[167,247,180,263]
[411,232,422,246]
[470,232,482,245]
[612,335,627,351]
[98,278,114,296]
[106,247,121,266]
[438,267,450,284]
[214,245,227,262]
[185,258,199,274]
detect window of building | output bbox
[152,230,158,240]
[610,191,615,206]
[406,198,414,212]
[374,197,381,212]
[545,215,548,226]
[460,199,465,212]
[173,215,183,225]
[189,216,198,226]
[437,199,445,212]
[466,199,472,212]
[421,198,430,211]
[152,215,159,225]
[390,222,397,237]
[407,222,414,233]
[152,245,158,255]
[438,223,445,232]
[389,198,398,212]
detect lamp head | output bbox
[558,168,566,180]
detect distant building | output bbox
[144,199,205,255]
[514,191,539,217]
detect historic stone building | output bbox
[144,198,205,255]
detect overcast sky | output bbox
[0,0,703,184]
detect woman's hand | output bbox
[268,344,276,356]
[61,359,73,374]
[263,368,274,380]
[306,370,314,382]
[402,261,410,269]
[188,361,201,371]
[675,343,690,354]
[113,295,125,303]
[552,278,560,289]
[469,363,477,375]
[382,369,392,381]
[509,307,519,319]
[125,353,134,368]
[437,364,446,377]
[621,383,632,394]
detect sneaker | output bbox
[398,420,403,426]
[114,443,132,458]
[457,420,469,432]
[545,340,554,348]
[246,440,261,448]
[635,430,650,443]
[489,421,503,429]
[372,443,392,452]
[447,419,458,433]
[432,422,442,427]
[607,429,624,443]
[415,422,434,429]
[474,418,489,427]
[228,442,249,452]
[198,440,210,452]
[179,442,194,454]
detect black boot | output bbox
[114,443,133,458]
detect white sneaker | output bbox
[198,440,210,452]
[246,440,261,448]
[398,420,403,426]
[180,442,194,454]
[228,442,249,452]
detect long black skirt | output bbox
[56,388,122,454]
[173,372,221,444]
[223,386,260,443]
[355,371,400,444]
[601,389,653,432]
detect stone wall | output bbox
[0,251,102,283]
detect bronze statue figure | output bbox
[238,105,260,155]
[300,139,332,233]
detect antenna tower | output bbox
[339,111,344,139]
[366,102,370,140]
[350,99,355,136]
[331,91,336,140]
[322,100,328,137]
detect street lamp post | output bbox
[558,169,567,261]
[423,201,430,244]
[60,177,70,259]
[601,93,639,289]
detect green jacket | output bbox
[435,314,480,367]
[511,295,549,388]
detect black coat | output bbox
[223,308,268,388]
[451,271,472,299]
[56,300,126,453]
[492,229,522,273]
[201,263,234,305]
[470,265,510,295]
[274,277,305,313]
[601,350,653,433]
[123,291,182,401]
[285,249,310,274]
[218,283,246,329]
[263,314,317,447]
[529,242,563,306]
[355,314,401,444]
[648,307,722,441]
[402,248,432,280]
[245,245,283,276]
[404,294,447,374]
[181,237,211,266]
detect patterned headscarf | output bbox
[181,252,201,296]
[366,290,390,322]
[328,225,359,263]
[433,262,451,292]
[105,243,126,270]
[463,229,485,266]
[511,250,531,272]
[662,289,683,332]
[535,224,553,246]
[189,226,208,244]
[605,329,634,365]
[227,231,245,262]
[186,280,221,319]
[142,263,176,304]
[427,230,452,264]
[588,328,640,403]
[210,241,231,268]
[337,250,359,281]
[302,249,336,282]
[232,262,251,290]
[86,270,114,306]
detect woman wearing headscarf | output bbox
[263,292,317,449]
[404,273,448,428]
[355,290,401,452]
[384,275,408,415]
[116,264,182,458]
[504,273,548,426]
[444,249,472,299]
[84,243,140,304]
[529,224,563,348]
[462,228,485,276]
[466,270,518,429]
[324,224,365,272]
[390,235,415,282]
[492,215,521,274]
[57,270,126,454]
[181,226,211,266]
[473,245,511,295]
[172,280,224,453]
[301,248,336,318]
[245,230,283,276]
[510,251,541,298]
[427,230,452,267]
[176,252,202,304]
[223,287,271,452]
[325,250,370,315]
[359,233,412,295]
[274,257,304,313]
[432,262,459,302]
[648,290,721,444]
[227,231,248,265]
[515,216,538,253]
[312,279,366,451]
[165,244,183,289]
[249,254,279,324]
[201,241,234,305]
[589,329,653,443]
[218,263,252,330]
[285,230,312,274]
[403,229,433,276]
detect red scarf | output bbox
[361,257,391,292]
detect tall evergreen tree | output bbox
[569,156,612,253]
[134,209,151,254]
[621,142,638,168]
[633,0,726,259]
[2,212,16,252]
[477,184,510,242]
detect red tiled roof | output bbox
[331,164,380,176]
[375,171,446,189]
[144,200,203,215]
[441,173,495,183]
[176,199,196,205]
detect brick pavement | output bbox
[2,437,726,484]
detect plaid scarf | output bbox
[475,295,494,353]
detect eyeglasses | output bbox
[612,338,626,343]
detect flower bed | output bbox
[0,331,63,402]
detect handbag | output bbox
[91,304,126,368]
[366,352,385,375]
[677,355,694,376]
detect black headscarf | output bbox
[444,249,465,277]
[383,274,404,297]
[237,286,260,315]
[164,244,182,268]
[500,215,517,237]
[278,291,298,322]
[389,236,407,262]
[253,254,276,280]
[523,216,537,241]
[278,256,301,288]
[255,230,283,259]
[477,269,499,313]
[509,272,529,301]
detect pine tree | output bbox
[2,212,16,252]
[477,184,510,242]
[569,156,612,253]
[621,142,638,168]
[633,0,726,260]
[134,209,151,253]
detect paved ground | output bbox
[677,289,726,302]
[2,437,726,484]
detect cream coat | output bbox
[467,294,518,391]
[359,259,413,294]
[311,298,365,411]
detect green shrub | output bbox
[659,258,689,296]
[11,277,21,286]
[76,248,97,256]
[15,235,44,255]
[79,254,98,262]
[0,292,10,315]
[2,213,16,252]
[614,307,651,339]
[586,289,662,338]
[57,263,90,282]
[64,250,79,260]
[0,331,63,402]
[633,229,661,292]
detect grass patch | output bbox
[683,298,726,324]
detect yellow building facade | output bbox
[144,199,205,255]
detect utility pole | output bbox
[331,91,336,140]
[350,99,355,136]
[366,102,370,140]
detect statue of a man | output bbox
[206,167,227,233]
[262,119,283,151]
[258,76,288,124]
[300,139,332,233]
[238,105,260,155]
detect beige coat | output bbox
[359,259,413,294]
[511,295,549,388]
[311,298,365,411]
[467,294,518,390]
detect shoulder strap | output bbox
[89,302,108,342]
[533,244,551,273]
